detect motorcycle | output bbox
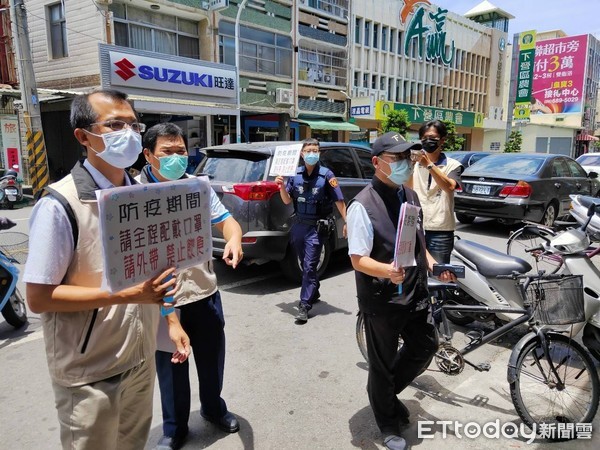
[0,217,28,328]
[447,198,600,361]
[0,165,24,209]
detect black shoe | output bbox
[383,434,407,450]
[295,304,309,323]
[155,434,185,450]
[201,411,240,433]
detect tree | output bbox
[382,109,411,138]
[505,130,523,153]
[441,120,465,152]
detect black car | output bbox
[194,141,374,281]
[454,153,600,226]
[446,151,493,168]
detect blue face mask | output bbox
[303,153,320,166]
[380,158,413,186]
[156,154,188,180]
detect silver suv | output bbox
[194,141,374,281]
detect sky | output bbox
[432,0,600,38]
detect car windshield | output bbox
[577,154,600,166]
[199,151,269,182]
[465,155,543,176]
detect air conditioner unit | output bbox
[357,88,369,97]
[275,88,293,105]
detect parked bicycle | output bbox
[356,274,599,438]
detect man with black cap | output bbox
[346,132,452,450]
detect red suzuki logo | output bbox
[114,58,136,81]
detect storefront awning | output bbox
[577,134,599,141]
[295,119,360,132]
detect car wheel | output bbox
[541,203,556,227]
[281,239,332,283]
[456,213,475,224]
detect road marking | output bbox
[220,273,279,291]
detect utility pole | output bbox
[10,0,49,195]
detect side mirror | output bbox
[588,203,597,217]
[588,171,598,179]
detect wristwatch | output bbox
[426,163,434,170]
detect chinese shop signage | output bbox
[400,2,456,66]
[376,101,483,128]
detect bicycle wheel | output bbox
[356,313,370,363]
[355,313,405,364]
[507,225,562,274]
[510,334,599,439]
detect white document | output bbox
[268,143,303,177]
[393,203,421,269]
[97,177,213,293]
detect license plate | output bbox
[471,184,491,195]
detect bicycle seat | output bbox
[454,239,532,277]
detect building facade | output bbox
[348,0,511,148]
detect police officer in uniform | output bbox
[275,138,347,323]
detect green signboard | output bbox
[376,101,483,128]
[515,49,535,103]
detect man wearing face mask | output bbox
[347,132,448,450]
[137,123,244,450]
[411,120,463,264]
[23,89,190,450]
[275,138,347,323]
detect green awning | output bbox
[296,119,360,132]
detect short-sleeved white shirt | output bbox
[347,201,374,257]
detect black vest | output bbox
[351,177,429,314]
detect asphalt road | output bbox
[0,205,598,449]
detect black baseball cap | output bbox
[372,131,422,156]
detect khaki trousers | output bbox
[51,357,156,450]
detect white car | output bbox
[576,152,600,175]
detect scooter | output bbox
[448,199,600,361]
[0,165,24,209]
[0,217,28,328]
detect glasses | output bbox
[379,152,411,163]
[89,120,146,133]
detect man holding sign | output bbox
[138,123,243,449]
[23,89,189,450]
[275,138,347,323]
[346,132,454,450]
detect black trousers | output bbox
[363,306,438,434]
[156,291,227,438]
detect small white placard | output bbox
[394,203,421,268]
[97,177,213,293]
[268,143,303,177]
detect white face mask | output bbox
[85,128,142,169]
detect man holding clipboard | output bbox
[346,132,454,450]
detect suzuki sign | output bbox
[108,51,237,99]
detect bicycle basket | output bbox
[0,232,29,264]
[525,275,585,325]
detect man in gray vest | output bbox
[24,89,190,450]
[346,132,453,450]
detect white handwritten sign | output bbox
[394,203,420,269]
[97,177,212,293]
[268,143,302,177]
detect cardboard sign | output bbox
[97,177,212,293]
[394,203,420,269]
[268,143,302,177]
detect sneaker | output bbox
[295,304,309,323]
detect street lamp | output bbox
[234,0,249,143]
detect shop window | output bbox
[47,3,68,59]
